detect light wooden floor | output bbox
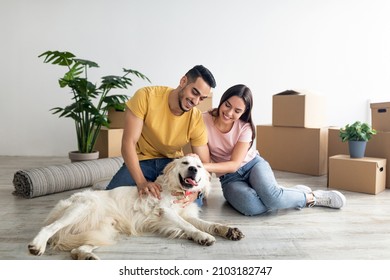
[1,156,390,260]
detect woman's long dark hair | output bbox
[210,84,255,148]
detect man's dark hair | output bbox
[185,65,216,88]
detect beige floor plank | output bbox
[1,156,390,260]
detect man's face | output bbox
[178,77,211,112]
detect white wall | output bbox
[1,0,390,156]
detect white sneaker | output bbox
[290,185,312,193]
[310,190,346,209]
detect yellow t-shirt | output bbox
[127,86,207,160]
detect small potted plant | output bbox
[339,121,377,158]
[39,50,151,161]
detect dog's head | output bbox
[159,155,210,196]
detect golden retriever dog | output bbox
[28,155,244,260]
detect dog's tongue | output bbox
[184,178,198,186]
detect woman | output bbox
[201,84,346,216]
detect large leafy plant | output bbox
[39,50,150,153]
[339,121,377,142]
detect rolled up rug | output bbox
[12,157,123,198]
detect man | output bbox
[106,65,216,200]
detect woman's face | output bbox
[218,95,246,124]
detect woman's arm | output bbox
[203,141,250,174]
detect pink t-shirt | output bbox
[203,112,258,174]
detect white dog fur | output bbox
[28,155,244,260]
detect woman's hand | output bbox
[137,181,162,199]
[172,191,199,207]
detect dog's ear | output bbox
[202,172,220,198]
[162,159,176,175]
[200,170,212,198]
[207,170,212,182]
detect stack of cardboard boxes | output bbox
[256,90,328,176]
[94,108,125,158]
[95,93,214,158]
[327,102,389,194]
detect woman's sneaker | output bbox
[311,190,346,209]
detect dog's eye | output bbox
[197,165,202,169]
[182,161,189,165]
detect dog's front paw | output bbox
[192,232,216,246]
[71,248,100,260]
[28,243,46,256]
[226,227,245,241]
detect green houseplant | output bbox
[39,50,151,161]
[339,121,376,158]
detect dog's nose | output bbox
[188,166,197,174]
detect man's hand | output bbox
[185,153,199,159]
[138,181,162,199]
[172,191,199,207]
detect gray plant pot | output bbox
[348,141,367,158]
[68,151,99,162]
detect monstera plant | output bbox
[39,50,151,160]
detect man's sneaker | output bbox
[290,185,312,193]
[310,190,346,209]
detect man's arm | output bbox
[121,108,162,198]
[191,145,210,164]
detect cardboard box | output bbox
[328,155,386,194]
[370,102,390,132]
[328,126,349,157]
[107,108,125,129]
[94,127,123,158]
[196,92,213,113]
[256,125,328,176]
[328,127,390,188]
[272,90,326,128]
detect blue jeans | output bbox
[106,158,203,206]
[220,155,307,216]
[106,158,173,189]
